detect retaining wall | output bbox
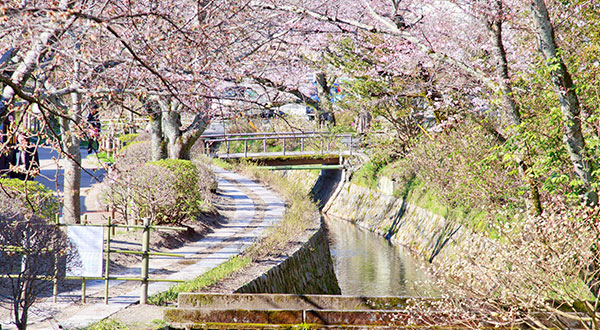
[234,171,341,295]
[322,173,477,262]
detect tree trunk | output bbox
[530,0,596,203]
[162,109,185,159]
[488,0,542,215]
[61,56,82,225]
[157,98,210,160]
[315,72,333,113]
[181,112,211,159]
[489,0,521,127]
[16,304,28,330]
[148,102,166,161]
[61,93,82,224]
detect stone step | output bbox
[177,293,417,310]
[163,308,446,328]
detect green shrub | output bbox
[115,140,151,169]
[117,133,139,145]
[193,156,218,192]
[104,158,214,226]
[0,178,59,220]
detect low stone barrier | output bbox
[164,293,451,329]
[234,224,340,295]
[177,293,412,310]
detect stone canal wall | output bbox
[322,171,476,262]
[235,224,340,294]
[235,171,340,295]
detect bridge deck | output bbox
[217,150,355,160]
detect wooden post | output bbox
[321,138,324,156]
[110,207,116,236]
[349,135,353,156]
[263,138,267,153]
[140,218,150,304]
[81,279,87,303]
[244,140,248,157]
[301,137,304,152]
[124,198,128,230]
[282,138,286,156]
[104,217,112,304]
[226,140,230,156]
[53,255,58,303]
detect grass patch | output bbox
[209,157,234,170]
[83,318,167,330]
[241,166,320,260]
[351,158,388,189]
[393,175,495,237]
[86,151,114,164]
[364,156,497,237]
[148,255,250,306]
[84,319,130,330]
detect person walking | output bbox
[87,104,101,154]
[12,134,39,180]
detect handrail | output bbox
[207,133,353,143]
[201,131,331,139]
[203,131,358,158]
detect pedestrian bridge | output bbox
[201,131,360,169]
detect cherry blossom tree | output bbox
[1,0,278,223]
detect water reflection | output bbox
[324,215,434,296]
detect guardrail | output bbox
[202,131,358,158]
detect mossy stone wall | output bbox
[235,223,340,294]
[235,170,340,295]
[323,178,477,262]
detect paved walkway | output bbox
[34,147,107,220]
[1,148,285,330]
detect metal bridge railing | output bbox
[201,131,358,158]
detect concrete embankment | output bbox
[233,170,340,295]
[318,169,476,263]
[235,227,340,294]
[231,166,472,296]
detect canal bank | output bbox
[314,169,482,266]
[244,168,434,296]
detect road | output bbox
[34,146,107,217]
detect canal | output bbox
[323,215,434,296]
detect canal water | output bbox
[323,215,433,296]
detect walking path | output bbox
[1,148,285,330]
[34,147,107,221]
